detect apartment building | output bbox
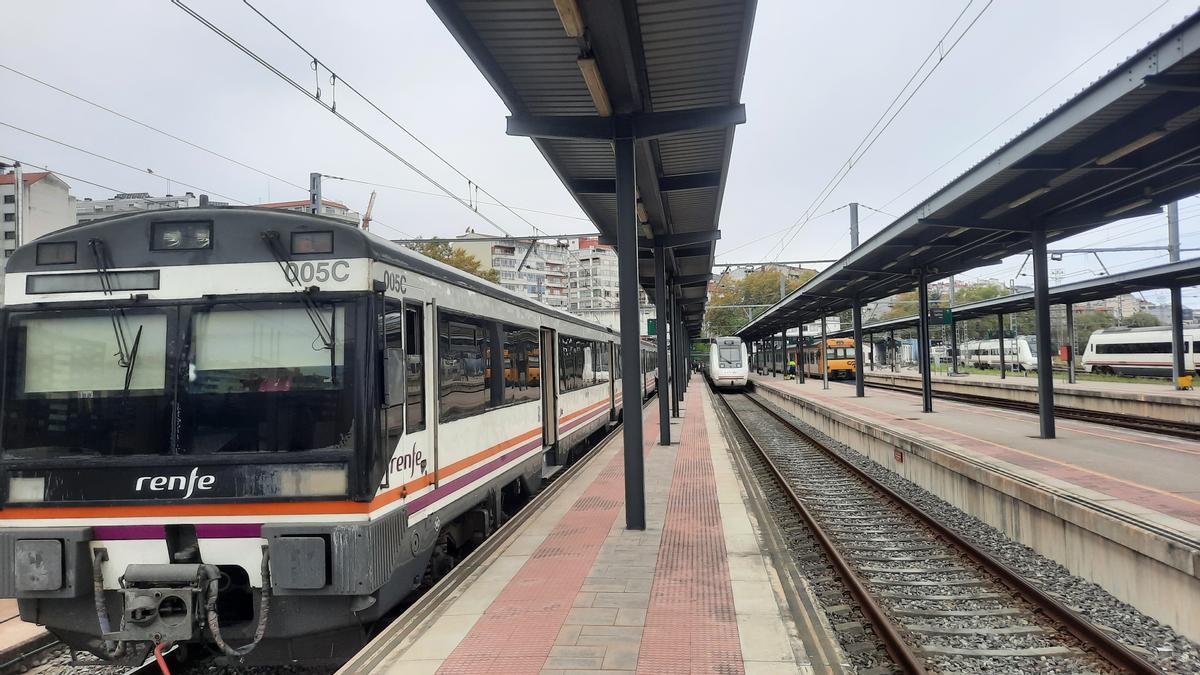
[0,170,74,260]
[456,231,570,309]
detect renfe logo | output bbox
[135,467,215,499]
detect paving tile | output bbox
[564,607,619,625]
[615,607,646,626]
[542,657,604,669]
[592,592,649,609]
[556,624,582,646]
[550,645,607,659]
[730,579,783,615]
[572,592,596,608]
[602,644,640,670]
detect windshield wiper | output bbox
[89,238,137,369]
[261,230,335,350]
[122,325,144,394]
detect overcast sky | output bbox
[2,0,1197,305]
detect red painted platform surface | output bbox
[437,384,743,674]
[753,375,1200,526]
[638,386,742,674]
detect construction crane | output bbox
[361,190,377,231]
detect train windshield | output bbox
[718,344,741,367]
[3,308,172,458]
[826,347,853,359]
[181,304,352,453]
[2,302,355,458]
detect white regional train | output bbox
[0,208,659,665]
[708,336,748,390]
[956,337,1039,371]
[1082,326,1200,376]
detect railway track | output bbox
[857,379,1200,441]
[713,386,1161,674]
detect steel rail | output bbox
[862,379,1200,441]
[340,396,656,673]
[737,389,1162,675]
[709,384,926,674]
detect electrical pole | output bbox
[849,202,859,249]
[1168,201,1181,263]
[309,172,322,216]
[12,162,24,249]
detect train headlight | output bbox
[8,476,45,503]
[152,221,212,250]
[14,539,63,592]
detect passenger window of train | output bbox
[404,304,425,432]
[559,335,582,392]
[438,313,491,422]
[594,342,610,383]
[382,307,405,435]
[185,304,351,453]
[503,324,539,404]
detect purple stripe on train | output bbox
[407,436,543,514]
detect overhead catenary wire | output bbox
[766,0,994,262]
[0,153,128,194]
[240,0,575,241]
[868,0,1173,224]
[321,175,591,222]
[0,62,310,195]
[0,120,248,204]
[171,0,519,237]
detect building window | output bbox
[2,195,12,204]
[3,231,13,240]
[2,213,12,222]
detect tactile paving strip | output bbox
[637,387,744,674]
[437,416,656,674]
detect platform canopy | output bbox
[430,0,756,336]
[827,257,1200,338]
[740,12,1200,341]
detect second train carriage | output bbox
[1082,326,1200,377]
[956,337,1038,371]
[801,337,857,380]
[0,208,659,664]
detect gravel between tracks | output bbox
[751,391,1200,674]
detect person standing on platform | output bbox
[787,357,797,380]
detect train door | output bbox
[380,292,434,497]
[540,327,558,459]
[608,341,617,420]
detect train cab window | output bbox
[438,312,493,422]
[503,324,539,404]
[184,304,352,454]
[3,309,172,458]
[404,304,426,431]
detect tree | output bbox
[406,240,500,283]
[1126,312,1160,328]
[704,268,815,337]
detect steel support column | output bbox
[674,296,685,407]
[653,247,670,445]
[779,331,786,379]
[614,136,645,529]
[1171,285,1187,389]
[868,332,874,372]
[949,317,959,375]
[889,329,896,372]
[1031,229,1056,439]
[917,268,933,413]
[852,298,865,397]
[797,322,805,383]
[1066,302,1076,385]
[998,314,1006,379]
[820,317,829,390]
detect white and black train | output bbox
[0,208,659,664]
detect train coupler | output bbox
[106,564,207,644]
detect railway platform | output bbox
[748,373,1200,642]
[863,367,1200,426]
[340,378,846,674]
